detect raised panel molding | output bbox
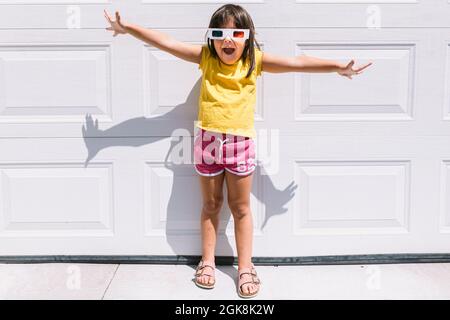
[293,160,410,235]
[440,161,450,233]
[443,44,450,121]
[294,43,415,121]
[0,162,114,237]
[144,159,264,236]
[0,44,112,123]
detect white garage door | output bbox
[0,0,449,258]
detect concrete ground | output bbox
[1,263,450,299]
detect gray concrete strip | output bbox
[2,263,450,299]
[0,263,118,300]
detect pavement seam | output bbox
[101,264,120,300]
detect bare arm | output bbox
[104,10,202,65]
[262,51,372,79]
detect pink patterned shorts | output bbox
[194,128,256,176]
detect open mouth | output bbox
[222,48,235,55]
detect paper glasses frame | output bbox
[206,28,250,41]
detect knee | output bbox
[202,197,224,215]
[228,200,251,220]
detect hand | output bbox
[337,60,373,79]
[104,9,127,37]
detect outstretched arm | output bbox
[262,51,372,79]
[104,9,202,65]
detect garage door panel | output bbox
[256,135,450,256]
[296,44,414,121]
[1,0,449,257]
[444,42,450,123]
[0,44,112,123]
[0,162,114,237]
[0,137,134,254]
[293,160,410,236]
[0,29,138,138]
[143,162,265,237]
[260,28,450,137]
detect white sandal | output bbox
[194,260,216,289]
[237,264,261,298]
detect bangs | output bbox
[209,11,244,29]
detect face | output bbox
[212,19,247,65]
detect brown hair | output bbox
[204,4,261,78]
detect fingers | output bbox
[103,9,112,23]
[355,62,372,72]
[341,60,372,78]
[338,59,372,80]
[104,9,122,25]
[104,9,125,36]
[116,11,122,26]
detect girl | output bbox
[105,4,372,299]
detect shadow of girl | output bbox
[81,78,298,274]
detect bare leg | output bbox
[225,170,257,295]
[197,172,225,286]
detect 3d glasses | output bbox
[207,28,250,41]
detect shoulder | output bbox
[199,44,212,71]
[202,44,212,59]
[254,46,263,76]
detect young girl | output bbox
[105,4,372,299]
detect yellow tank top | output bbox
[197,44,263,138]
